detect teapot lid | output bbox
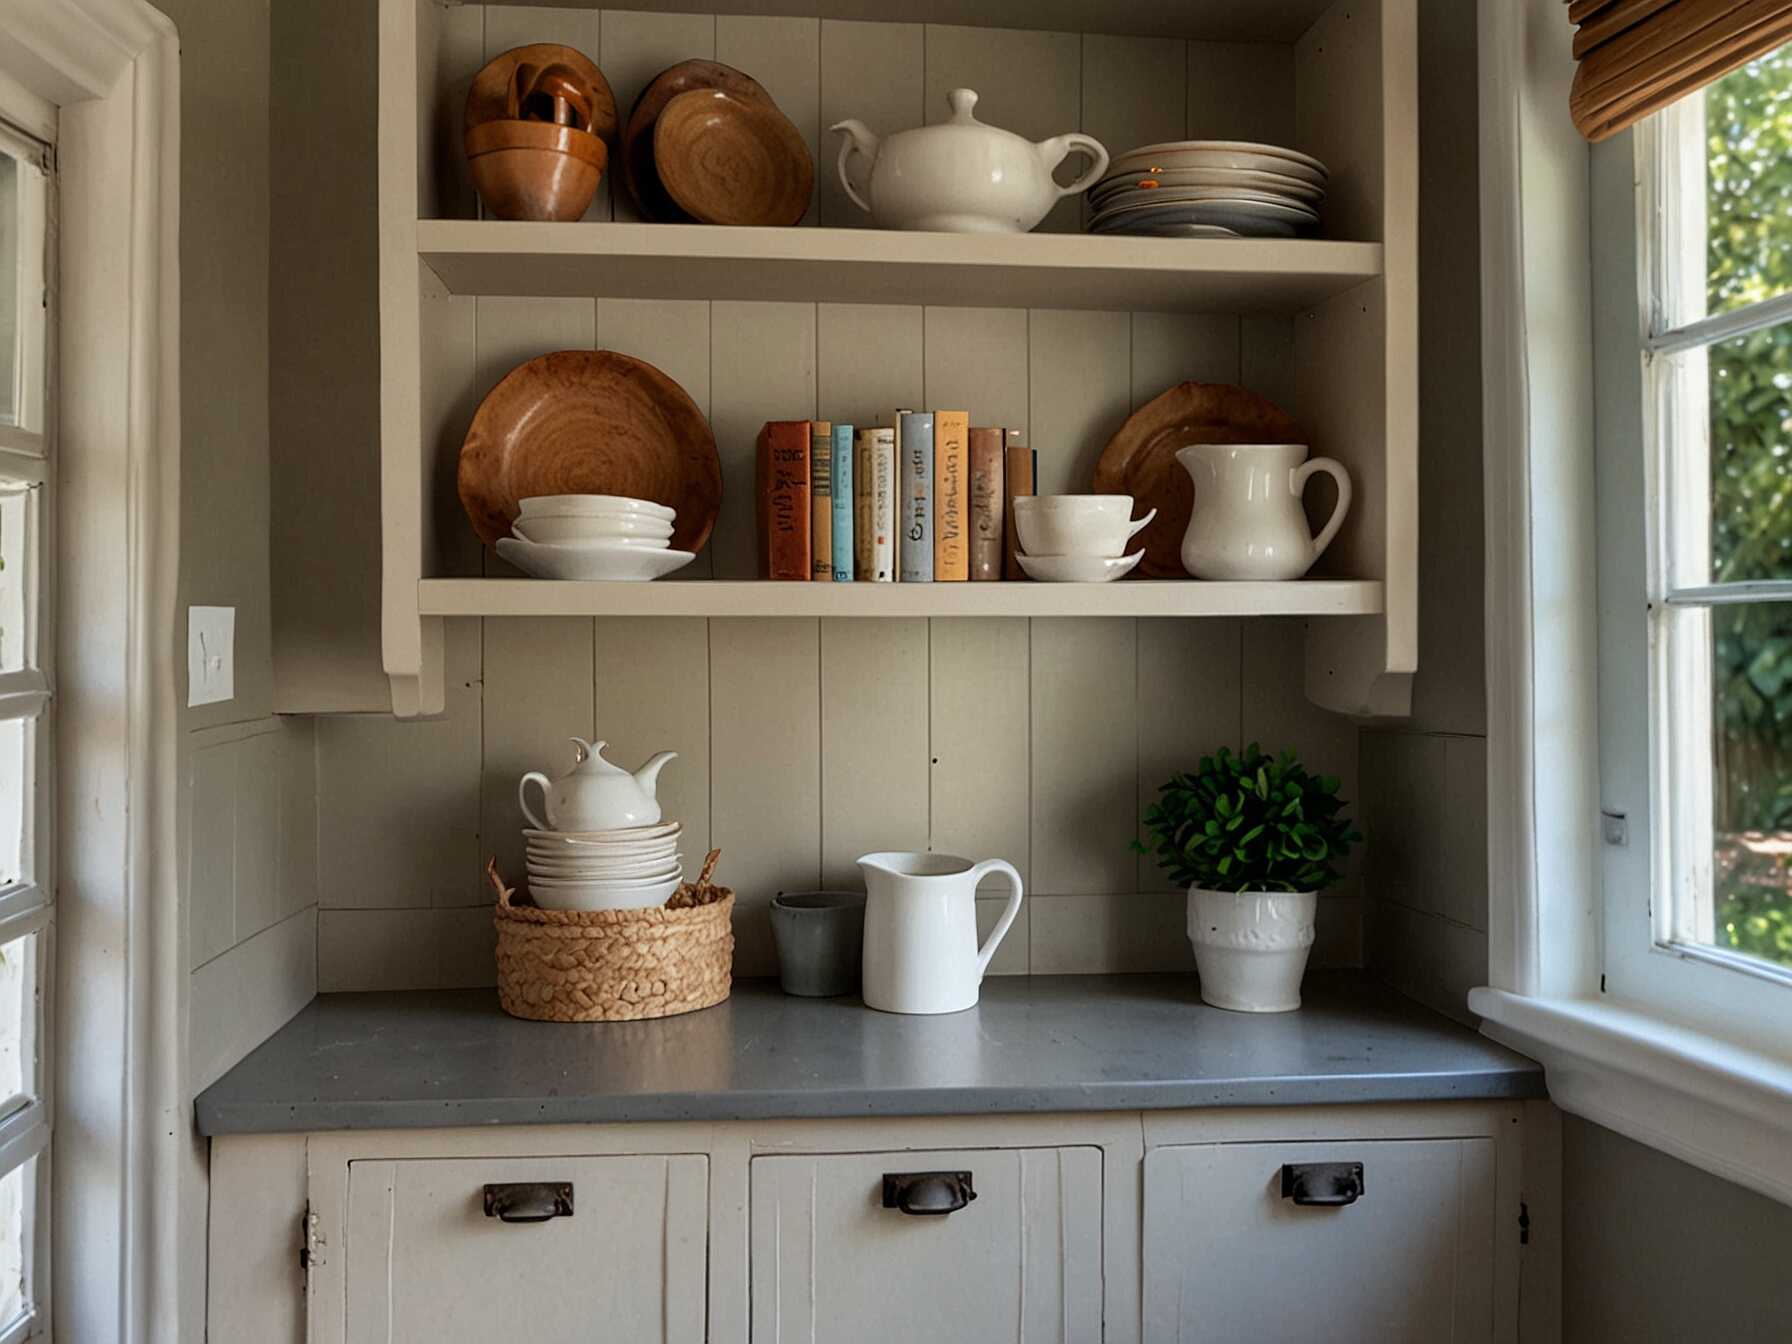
[570,737,628,775]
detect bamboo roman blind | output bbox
[1567,0,1792,141]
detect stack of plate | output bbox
[1087,140,1328,239]
[496,494,697,581]
[525,820,684,911]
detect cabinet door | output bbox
[750,1147,1102,1344]
[1143,1139,1496,1344]
[345,1155,707,1344]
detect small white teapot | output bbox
[830,88,1108,233]
[518,737,677,833]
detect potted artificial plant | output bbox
[1137,744,1360,1012]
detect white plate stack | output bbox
[495,494,697,581]
[524,820,684,911]
[1087,140,1328,239]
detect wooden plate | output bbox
[1093,382,1298,578]
[653,89,813,227]
[467,44,616,142]
[621,60,774,222]
[458,351,721,554]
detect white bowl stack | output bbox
[524,820,684,912]
[1012,494,1151,583]
[1087,140,1328,238]
[494,494,696,581]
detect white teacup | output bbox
[512,514,675,545]
[518,494,675,521]
[1013,494,1157,558]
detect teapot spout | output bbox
[631,750,678,800]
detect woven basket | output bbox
[490,863,734,1023]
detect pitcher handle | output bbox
[1291,456,1352,565]
[968,860,1024,979]
[518,772,552,831]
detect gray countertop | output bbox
[195,973,1542,1135]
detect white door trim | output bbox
[0,0,184,1338]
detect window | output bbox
[0,114,51,1342]
[1609,43,1792,1040]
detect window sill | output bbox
[1469,986,1792,1207]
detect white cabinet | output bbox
[749,1147,1104,1344]
[342,1154,708,1344]
[1142,1138,1498,1344]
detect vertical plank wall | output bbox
[313,7,1363,988]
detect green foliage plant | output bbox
[1134,744,1361,894]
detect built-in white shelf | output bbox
[416,221,1383,315]
[417,577,1384,619]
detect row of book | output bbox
[755,414,1039,581]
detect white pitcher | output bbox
[1175,443,1352,581]
[856,852,1023,1014]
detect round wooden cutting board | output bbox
[457,350,721,555]
[654,88,813,227]
[621,59,775,223]
[1094,382,1299,578]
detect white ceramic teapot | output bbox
[518,737,677,833]
[830,88,1108,233]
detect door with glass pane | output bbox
[0,114,52,1341]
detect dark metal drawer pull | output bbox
[1281,1162,1364,1207]
[882,1170,977,1216]
[483,1182,574,1223]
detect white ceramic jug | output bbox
[856,852,1023,1014]
[1175,443,1352,581]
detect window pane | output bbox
[0,719,25,888]
[1708,319,1792,583]
[0,1156,33,1331]
[1706,44,1792,319]
[0,489,26,672]
[0,153,15,427]
[0,931,36,1106]
[1712,603,1792,968]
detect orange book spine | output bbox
[757,420,812,580]
[933,410,969,581]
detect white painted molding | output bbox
[1475,0,1601,1001]
[29,2,184,1340]
[0,0,167,104]
[1473,989,1792,1208]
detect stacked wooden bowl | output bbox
[621,59,813,226]
[464,43,618,221]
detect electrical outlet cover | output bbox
[187,605,235,707]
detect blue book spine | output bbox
[831,424,854,582]
[899,411,934,582]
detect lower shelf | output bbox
[416,578,1384,619]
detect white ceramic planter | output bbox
[1186,887,1317,1013]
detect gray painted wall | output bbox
[1564,1117,1792,1343]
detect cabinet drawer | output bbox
[1143,1138,1496,1344]
[750,1147,1102,1344]
[344,1155,707,1344]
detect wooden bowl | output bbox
[465,119,606,222]
[467,43,616,142]
[620,60,775,222]
[459,350,721,554]
[1094,382,1299,578]
[653,89,813,227]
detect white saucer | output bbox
[1017,551,1145,583]
[496,536,696,581]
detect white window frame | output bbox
[1473,0,1792,1210]
[0,106,53,1343]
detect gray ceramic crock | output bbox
[770,891,867,997]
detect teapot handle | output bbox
[967,860,1024,979]
[1291,456,1353,564]
[518,771,552,831]
[834,135,873,214]
[1043,133,1110,200]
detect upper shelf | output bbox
[416,221,1383,315]
[417,578,1384,619]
